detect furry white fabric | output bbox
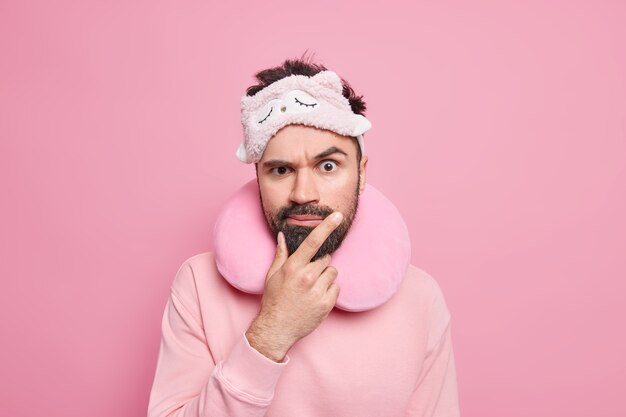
[237,71,372,163]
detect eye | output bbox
[319,160,338,173]
[270,166,291,176]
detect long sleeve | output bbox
[404,278,461,417]
[147,262,289,417]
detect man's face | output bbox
[256,124,368,261]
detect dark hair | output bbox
[247,52,366,163]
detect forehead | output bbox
[260,124,355,161]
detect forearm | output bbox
[148,286,289,417]
[245,315,296,363]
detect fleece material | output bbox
[213,180,411,312]
[237,70,371,163]
[147,252,461,417]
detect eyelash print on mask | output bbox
[258,107,273,124]
[294,97,317,108]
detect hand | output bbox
[245,211,343,362]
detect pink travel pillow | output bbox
[213,180,411,312]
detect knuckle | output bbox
[321,297,335,311]
[304,271,316,282]
[282,261,295,276]
[305,235,322,249]
[326,266,338,277]
[313,255,330,267]
[299,271,316,286]
[310,285,324,298]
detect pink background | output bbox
[1,1,625,416]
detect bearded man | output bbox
[147,56,461,417]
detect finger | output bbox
[326,281,340,302]
[322,281,340,312]
[295,255,332,288]
[266,232,288,280]
[303,254,332,278]
[290,211,343,265]
[314,265,338,292]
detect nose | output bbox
[289,169,320,205]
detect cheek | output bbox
[320,173,359,208]
[259,181,287,214]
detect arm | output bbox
[405,280,461,417]
[404,321,460,417]
[148,213,343,416]
[147,263,288,417]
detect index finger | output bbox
[289,211,343,265]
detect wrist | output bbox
[245,317,294,362]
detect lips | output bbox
[288,215,324,221]
[286,214,324,226]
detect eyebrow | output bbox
[313,146,348,160]
[262,159,292,169]
[261,146,349,169]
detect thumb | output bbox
[266,231,288,280]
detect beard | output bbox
[261,181,360,262]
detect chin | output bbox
[281,224,347,261]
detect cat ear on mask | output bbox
[312,71,344,94]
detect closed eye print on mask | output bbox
[258,106,272,123]
[294,97,317,108]
[256,90,320,124]
[285,90,318,113]
[257,99,281,124]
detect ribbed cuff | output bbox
[219,332,290,400]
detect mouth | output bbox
[285,214,325,227]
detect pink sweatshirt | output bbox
[147,252,460,417]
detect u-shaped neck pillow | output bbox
[213,180,411,312]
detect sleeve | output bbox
[147,261,290,417]
[404,279,461,417]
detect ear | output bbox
[359,155,368,194]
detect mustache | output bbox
[277,204,334,221]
